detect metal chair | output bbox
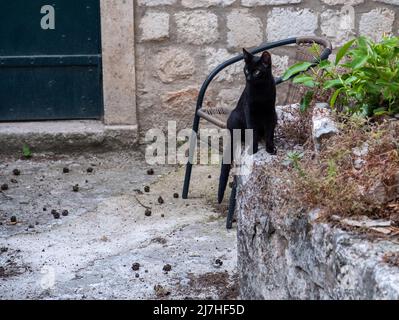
[182,36,332,229]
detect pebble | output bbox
[163,264,172,272]
[52,211,60,219]
[132,263,140,271]
[214,259,223,268]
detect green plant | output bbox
[22,144,32,159]
[283,36,399,116]
[286,151,305,177]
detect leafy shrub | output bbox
[283,36,399,116]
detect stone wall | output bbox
[134,0,399,138]
[236,147,399,300]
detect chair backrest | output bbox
[197,36,332,114]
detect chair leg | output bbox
[182,114,201,199]
[226,176,237,229]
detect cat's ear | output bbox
[243,48,253,64]
[261,51,272,66]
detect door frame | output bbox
[99,0,137,126]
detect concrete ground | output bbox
[0,150,237,300]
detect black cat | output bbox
[217,49,277,204]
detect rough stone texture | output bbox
[359,8,396,41]
[312,103,339,151]
[271,54,289,77]
[0,121,138,153]
[182,0,236,8]
[138,0,177,6]
[236,148,399,300]
[160,87,200,129]
[321,0,364,5]
[216,88,243,110]
[155,48,195,83]
[321,9,356,47]
[242,0,301,5]
[100,0,136,125]
[266,8,318,42]
[204,47,243,82]
[373,0,399,5]
[175,11,219,45]
[227,10,263,49]
[139,11,169,41]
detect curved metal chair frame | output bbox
[182,36,332,229]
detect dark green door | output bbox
[0,0,103,121]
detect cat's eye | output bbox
[253,70,261,77]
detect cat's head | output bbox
[242,49,272,83]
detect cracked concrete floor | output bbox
[0,151,237,300]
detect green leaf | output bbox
[293,75,316,87]
[323,79,343,89]
[350,54,369,69]
[318,60,331,69]
[373,107,388,116]
[335,39,356,65]
[357,36,372,54]
[344,76,357,84]
[282,62,314,81]
[330,88,343,108]
[22,145,32,159]
[300,91,314,112]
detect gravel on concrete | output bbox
[0,151,237,300]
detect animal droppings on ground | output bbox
[163,264,172,272]
[132,263,140,271]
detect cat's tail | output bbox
[218,162,231,204]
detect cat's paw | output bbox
[266,146,277,155]
[253,144,259,154]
